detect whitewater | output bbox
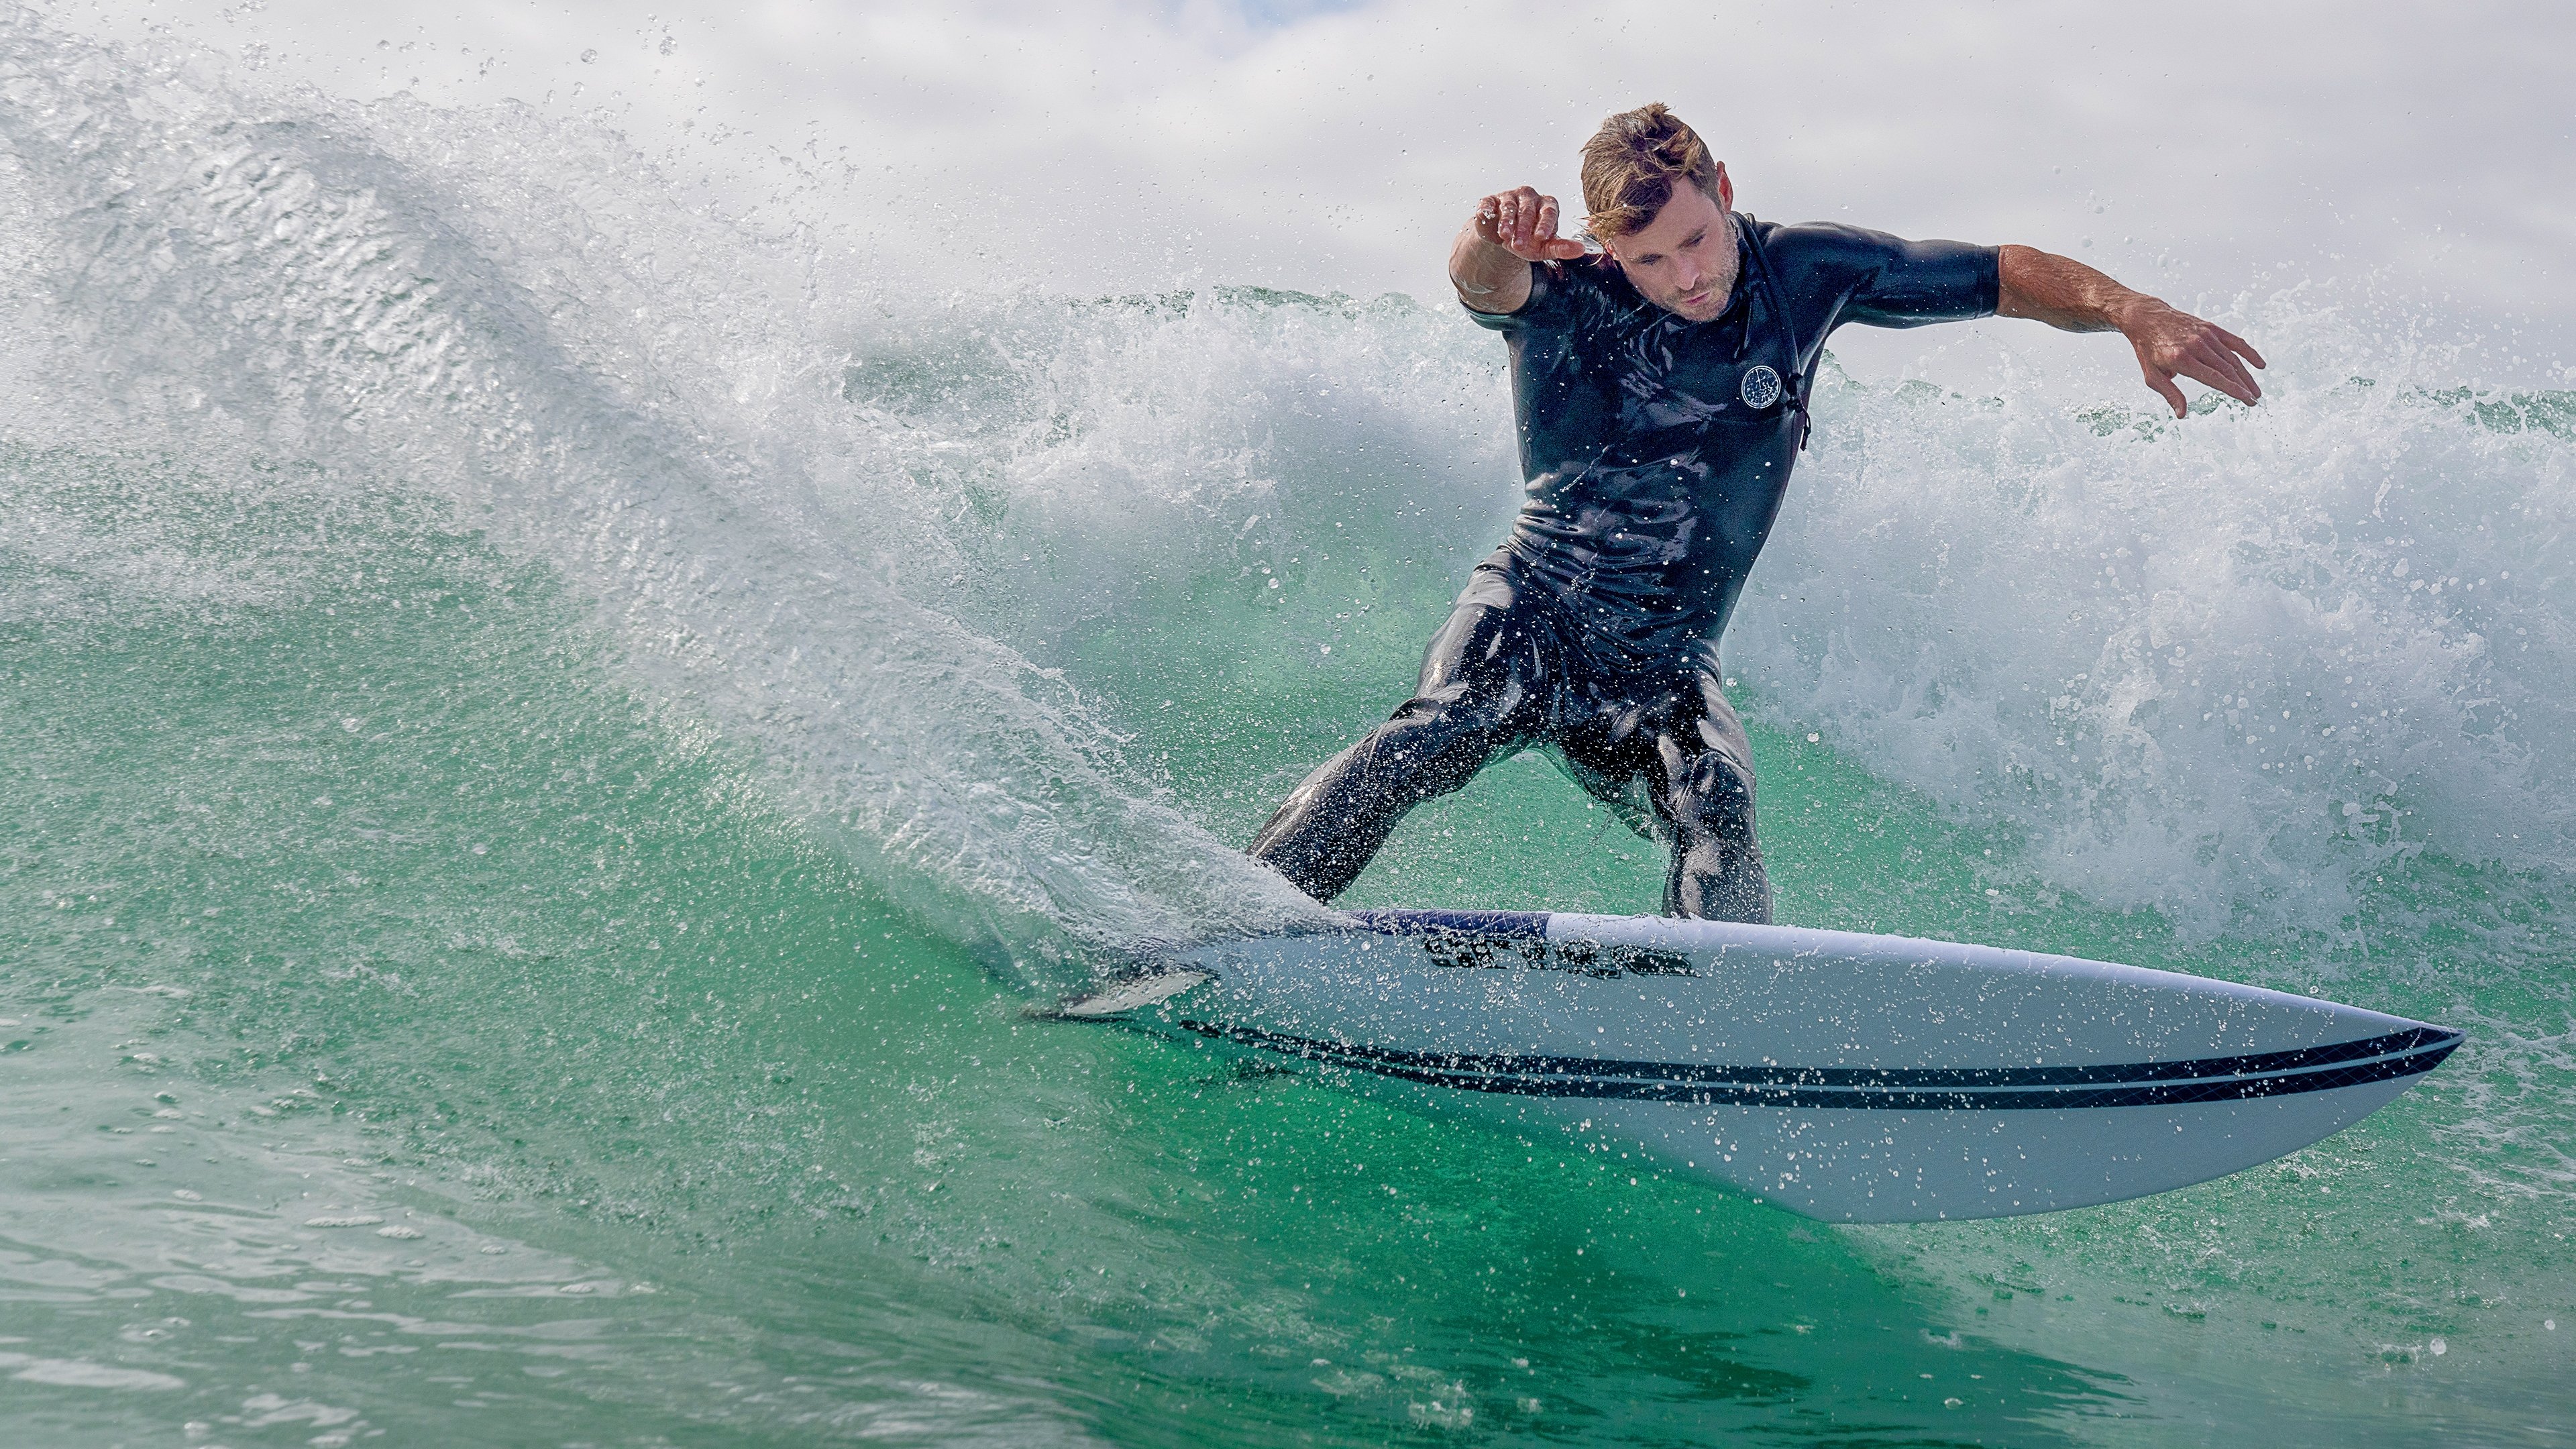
[3,11,2571,1445]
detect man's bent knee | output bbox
[1364,696,1522,802]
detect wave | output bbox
[3,7,2567,956]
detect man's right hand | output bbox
[1472,186,1589,262]
[1452,186,1587,315]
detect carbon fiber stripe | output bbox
[1176,1022,2463,1110]
[1183,1022,2459,1088]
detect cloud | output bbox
[48,0,2576,380]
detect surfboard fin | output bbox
[1039,969,1211,1020]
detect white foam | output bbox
[1733,312,2573,936]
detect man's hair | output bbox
[1580,103,1721,241]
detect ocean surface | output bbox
[4,13,2573,1445]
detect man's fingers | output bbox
[2143,364,2188,419]
[1542,237,1588,260]
[2218,349,2263,402]
[2178,343,2252,403]
[2215,326,2267,370]
[2180,358,2257,407]
[2195,331,2261,396]
[1474,186,1572,260]
[2183,336,2262,404]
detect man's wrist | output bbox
[2106,291,2163,335]
[1453,245,1531,294]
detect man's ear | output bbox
[1714,162,1734,213]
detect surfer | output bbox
[1248,103,2265,922]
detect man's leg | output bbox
[1559,669,1771,922]
[1648,680,1772,922]
[1247,576,1551,903]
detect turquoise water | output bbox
[4,13,2573,1444]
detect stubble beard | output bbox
[1662,220,1741,323]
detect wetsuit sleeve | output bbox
[1462,259,1583,334]
[1774,222,2000,333]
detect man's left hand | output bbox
[2118,299,2266,419]
[1996,246,2268,419]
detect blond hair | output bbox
[1580,103,1722,241]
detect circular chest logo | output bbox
[1739,364,1783,410]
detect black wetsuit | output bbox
[1250,213,1999,920]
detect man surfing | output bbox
[1247,103,2264,922]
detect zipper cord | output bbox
[1735,215,1814,451]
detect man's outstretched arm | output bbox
[1996,246,2266,418]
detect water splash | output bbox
[1731,329,2573,938]
[0,11,1323,965]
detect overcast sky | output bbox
[50,0,2576,386]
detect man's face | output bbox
[1606,172,1739,323]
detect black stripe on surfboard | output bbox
[1181,1024,2459,1090]
[1175,1022,2463,1111]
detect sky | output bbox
[43,0,2576,387]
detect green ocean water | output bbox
[5,14,2575,1446]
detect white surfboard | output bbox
[1053,908,2461,1223]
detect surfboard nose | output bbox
[1038,968,1210,1020]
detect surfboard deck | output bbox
[1049,909,2461,1223]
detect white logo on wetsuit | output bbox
[1739,364,1783,410]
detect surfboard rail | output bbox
[1053,908,2463,1222]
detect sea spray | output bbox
[0,11,1324,969]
